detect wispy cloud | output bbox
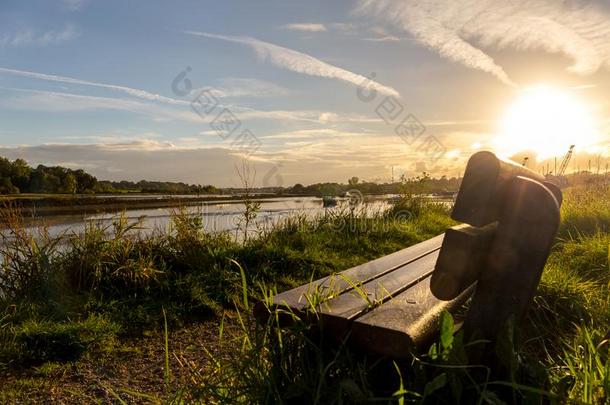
[0,87,202,122]
[261,128,369,140]
[0,86,343,127]
[362,26,402,42]
[362,35,400,43]
[0,142,247,184]
[0,67,292,115]
[280,23,327,32]
[186,31,400,97]
[0,25,79,47]
[62,0,87,11]
[357,0,610,86]
[0,66,190,106]
[0,129,488,185]
[0,67,384,128]
[212,77,288,98]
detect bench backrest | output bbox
[431,151,561,340]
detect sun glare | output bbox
[495,85,599,160]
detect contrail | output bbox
[0,66,190,106]
[187,31,401,97]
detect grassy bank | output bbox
[0,198,453,400]
[176,185,609,404]
[0,193,317,217]
[0,186,608,403]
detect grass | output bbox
[0,201,452,365]
[0,186,608,403]
[182,185,610,404]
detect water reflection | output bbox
[9,196,394,240]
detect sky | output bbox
[1,0,610,187]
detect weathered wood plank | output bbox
[431,223,496,300]
[350,276,474,359]
[543,181,563,207]
[452,151,545,227]
[463,176,561,340]
[253,233,446,321]
[317,249,440,338]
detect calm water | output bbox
[12,196,395,240]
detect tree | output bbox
[61,173,78,194]
[0,177,18,194]
[73,169,97,193]
[10,159,31,190]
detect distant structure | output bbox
[558,145,575,176]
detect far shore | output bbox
[0,193,317,217]
[0,192,456,218]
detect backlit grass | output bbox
[1,186,608,403]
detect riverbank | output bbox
[0,193,454,218]
[0,187,608,403]
[0,193,320,217]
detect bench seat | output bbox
[254,228,474,359]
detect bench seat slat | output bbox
[256,233,446,319]
[317,249,440,337]
[349,277,474,359]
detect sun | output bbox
[495,85,599,160]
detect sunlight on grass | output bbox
[0,187,608,403]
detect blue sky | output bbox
[1,0,609,186]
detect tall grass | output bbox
[0,197,453,370]
[559,184,610,237]
[179,187,610,404]
[1,187,608,403]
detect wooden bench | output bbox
[254,151,562,359]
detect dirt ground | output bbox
[0,314,243,404]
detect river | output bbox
[10,196,397,240]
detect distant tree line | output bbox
[95,180,219,194]
[287,174,462,197]
[0,157,96,194]
[0,157,218,195]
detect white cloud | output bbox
[0,25,79,47]
[0,87,203,123]
[261,128,368,140]
[0,67,389,128]
[363,26,402,42]
[212,77,288,98]
[0,128,490,185]
[0,88,144,112]
[0,87,346,128]
[280,23,327,32]
[186,31,400,97]
[357,0,610,85]
[0,143,249,185]
[62,0,87,11]
[362,35,400,43]
[0,67,322,124]
[0,66,190,106]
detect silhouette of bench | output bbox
[254,151,562,358]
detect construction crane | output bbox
[557,145,575,176]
